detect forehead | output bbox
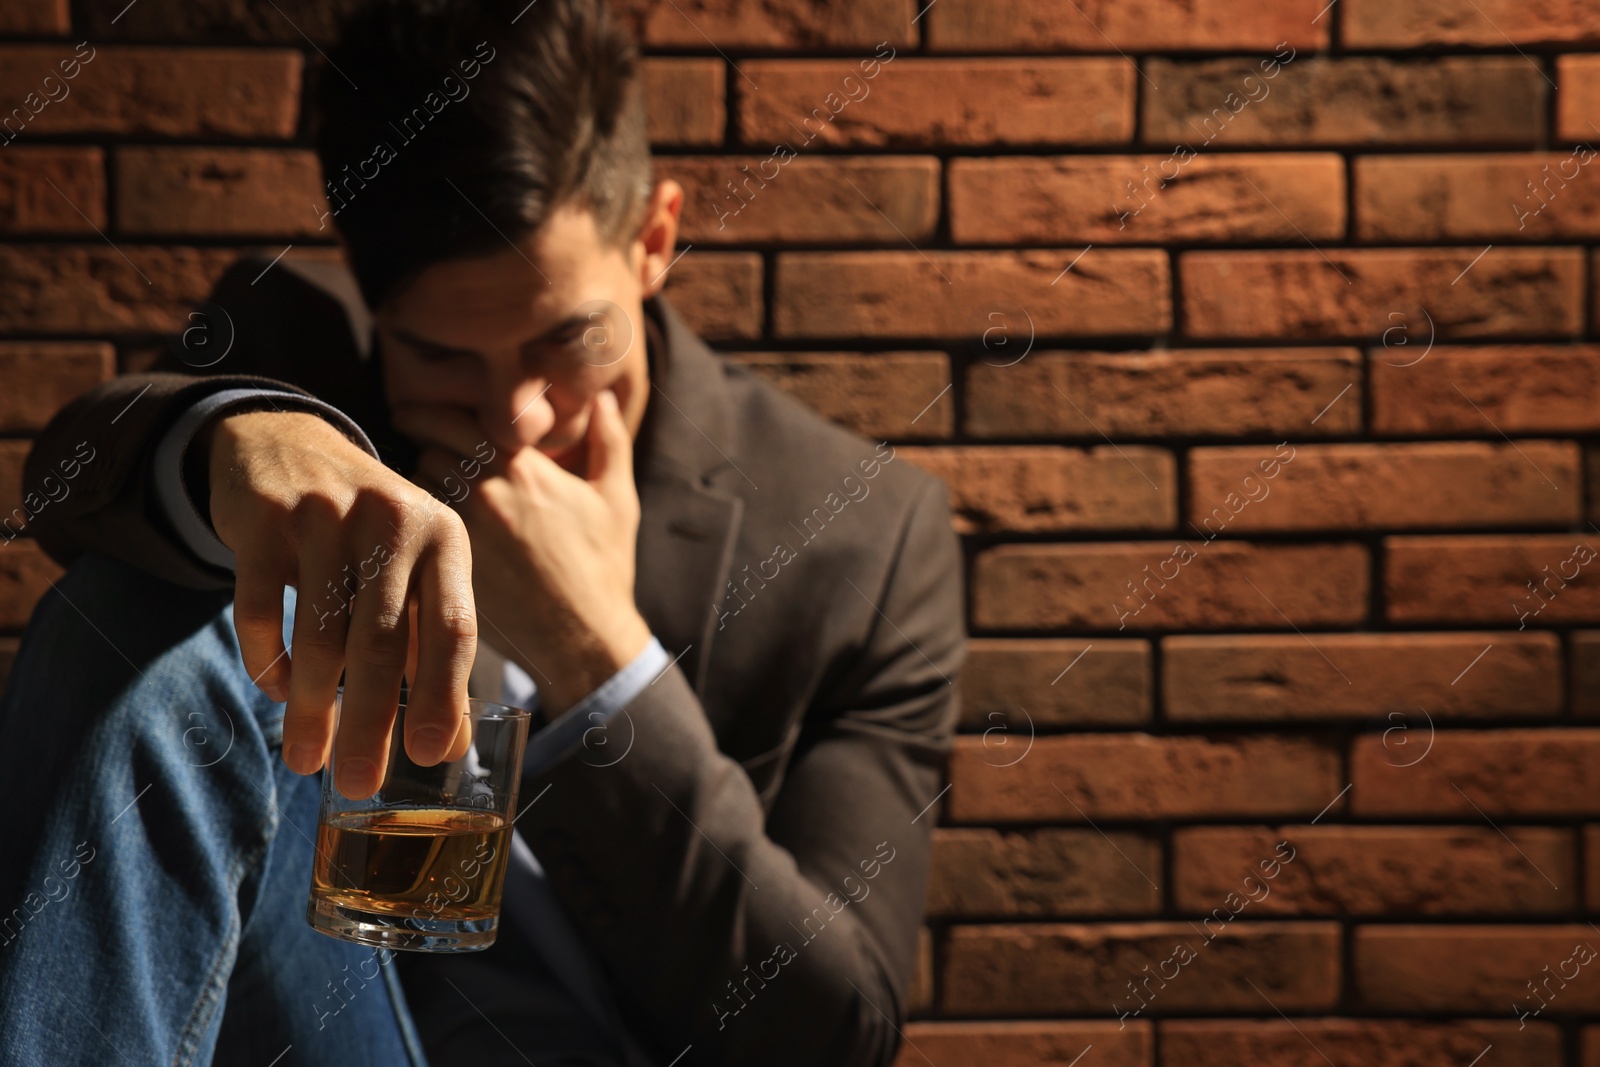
[380,202,626,345]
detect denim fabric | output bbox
[0,552,427,1067]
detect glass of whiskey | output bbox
[306,691,530,953]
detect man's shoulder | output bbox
[715,359,946,533]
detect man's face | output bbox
[373,184,681,476]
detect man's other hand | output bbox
[399,388,652,719]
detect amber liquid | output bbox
[311,807,512,925]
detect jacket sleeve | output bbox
[20,257,380,591]
[22,371,347,591]
[516,476,966,1067]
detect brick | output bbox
[961,638,1150,729]
[0,147,103,233]
[1576,633,1600,717]
[1586,827,1600,911]
[927,828,1161,918]
[1559,56,1600,143]
[0,1,69,34]
[1357,154,1600,241]
[1346,0,1600,47]
[660,156,938,245]
[115,147,325,237]
[0,541,64,629]
[1144,57,1545,148]
[738,58,1134,148]
[775,251,1170,339]
[0,343,114,432]
[1372,345,1600,435]
[940,922,1340,1016]
[1587,447,1600,527]
[644,58,723,146]
[895,1021,1149,1067]
[660,252,761,340]
[1188,441,1581,532]
[1351,728,1600,817]
[726,352,950,439]
[0,245,242,334]
[965,349,1361,440]
[1354,926,1600,1012]
[899,446,1174,535]
[950,734,1342,823]
[1164,632,1561,722]
[614,0,914,49]
[0,441,28,522]
[1174,827,1575,917]
[1386,535,1600,627]
[1181,249,1583,341]
[1159,1020,1560,1067]
[69,0,364,44]
[951,154,1344,245]
[0,46,301,139]
[908,927,932,1016]
[971,542,1368,632]
[925,0,1328,52]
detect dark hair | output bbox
[312,0,652,309]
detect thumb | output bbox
[584,389,635,505]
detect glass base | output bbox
[307,894,499,953]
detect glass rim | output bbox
[332,686,532,721]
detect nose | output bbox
[481,374,553,455]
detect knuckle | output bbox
[506,450,543,487]
[288,491,342,540]
[350,487,413,536]
[430,503,469,543]
[297,620,347,655]
[347,625,409,670]
[436,606,479,644]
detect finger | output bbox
[334,511,415,798]
[443,709,473,763]
[400,600,471,761]
[584,389,635,508]
[283,520,354,777]
[402,597,420,692]
[233,545,293,704]
[403,516,477,766]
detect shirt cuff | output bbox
[519,636,671,779]
[151,387,381,572]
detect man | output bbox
[0,1,964,1065]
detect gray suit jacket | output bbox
[23,255,966,1066]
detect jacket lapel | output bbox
[631,295,744,700]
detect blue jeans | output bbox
[0,552,429,1066]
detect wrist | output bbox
[533,609,652,720]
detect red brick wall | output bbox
[4,1,1600,1063]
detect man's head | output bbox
[314,0,681,469]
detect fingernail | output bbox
[286,742,321,773]
[264,684,288,704]
[336,758,376,798]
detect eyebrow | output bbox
[390,313,592,357]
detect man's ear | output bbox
[635,179,684,299]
